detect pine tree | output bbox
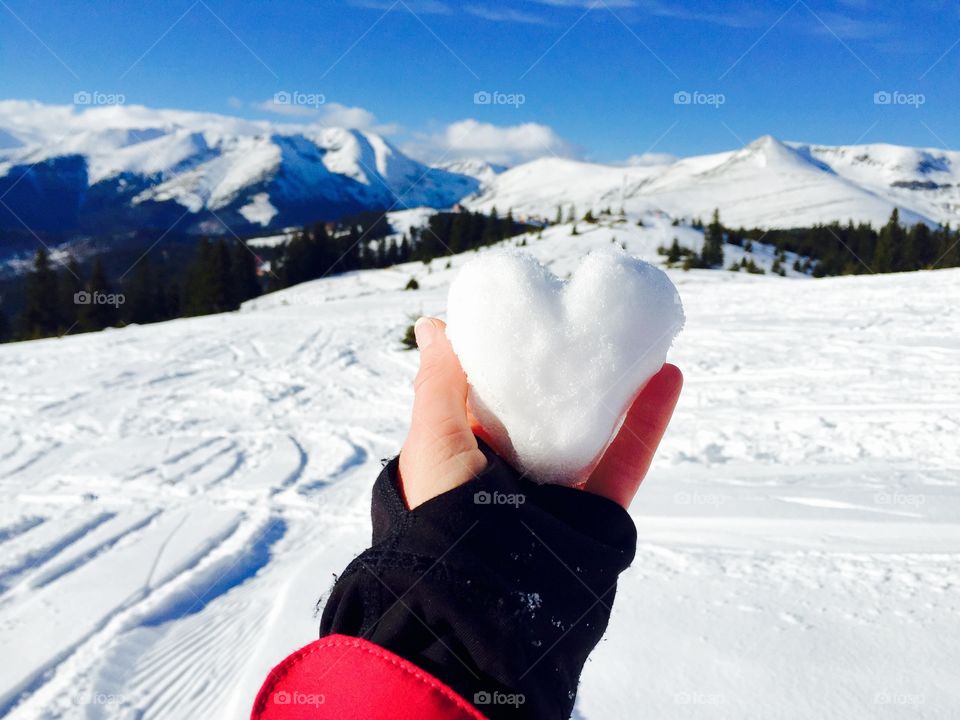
[872,209,901,273]
[20,248,60,339]
[85,258,116,331]
[483,207,500,245]
[936,224,959,268]
[231,242,261,306]
[124,257,158,325]
[401,322,418,350]
[183,238,233,316]
[666,238,683,264]
[387,238,401,265]
[58,256,84,333]
[909,222,934,269]
[700,209,725,268]
[448,215,465,254]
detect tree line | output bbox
[267,207,531,291]
[0,239,260,343]
[1,207,531,344]
[659,208,960,277]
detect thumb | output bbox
[399,318,486,508]
[410,318,472,436]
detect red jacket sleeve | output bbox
[250,634,486,720]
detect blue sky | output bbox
[1,0,958,164]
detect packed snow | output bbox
[446,250,684,485]
[1,217,958,719]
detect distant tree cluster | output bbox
[182,238,261,316]
[732,209,959,276]
[269,207,531,291]
[1,206,534,344]
[2,250,170,341]
[657,208,960,278]
[658,210,726,270]
[411,207,529,260]
[2,239,260,343]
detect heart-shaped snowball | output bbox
[446,250,684,486]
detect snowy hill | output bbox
[0,101,478,239]
[1,220,958,718]
[468,135,960,229]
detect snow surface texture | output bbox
[0,215,958,719]
[446,250,684,484]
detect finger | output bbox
[585,363,683,509]
[409,318,475,451]
[400,317,484,508]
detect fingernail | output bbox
[414,317,436,349]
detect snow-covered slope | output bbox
[434,158,505,188]
[468,135,960,229]
[1,221,958,719]
[0,101,478,238]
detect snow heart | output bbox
[446,250,684,486]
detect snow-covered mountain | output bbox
[2,101,960,250]
[468,135,960,228]
[0,101,478,239]
[434,158,506,188]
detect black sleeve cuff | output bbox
[319,439,637,719]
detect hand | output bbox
[398,317,683,510]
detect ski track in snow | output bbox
[0,217,958,718]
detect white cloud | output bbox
[316,103,378,128]
[349,0,450,13]
[531,0,637,7]
[465,5,550,24]
[256,99,399,134]
[623,151,676,167]
[404,118,577,166]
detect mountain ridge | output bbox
[1,101,958,250]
